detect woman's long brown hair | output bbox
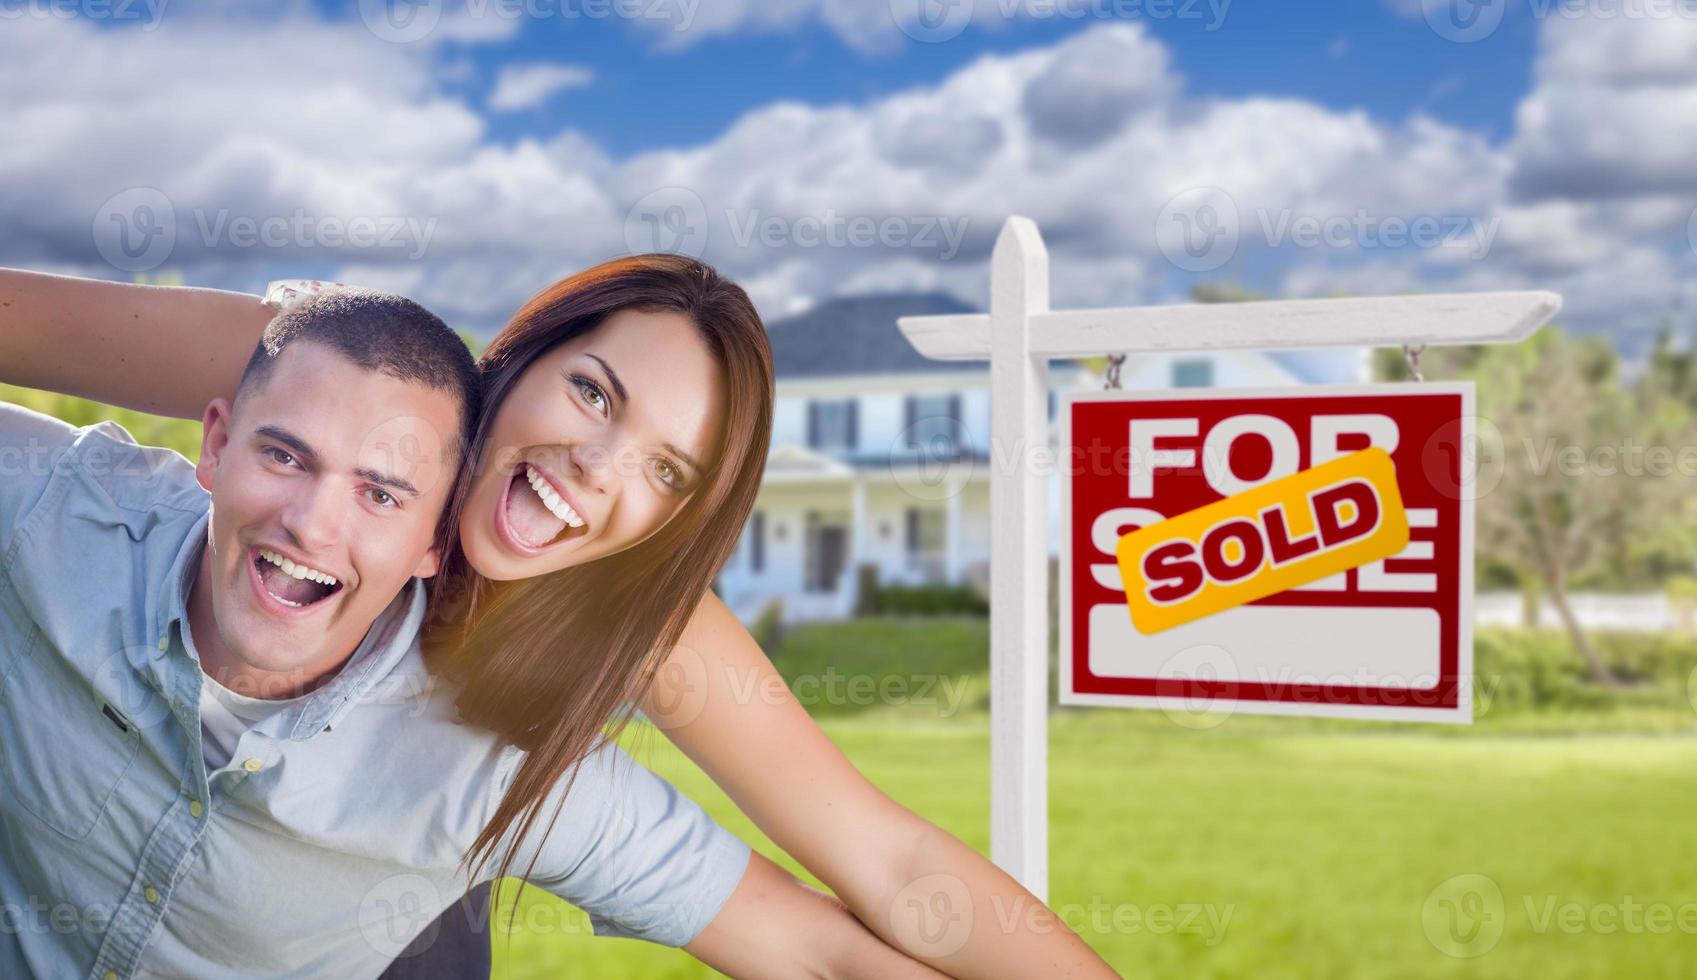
[423,253,773,889]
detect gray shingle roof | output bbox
[765,292,981,378]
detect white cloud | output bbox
[488,63,595,112]
[5,8,1696,353]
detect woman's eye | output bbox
[655,458,685,490]
[367,488,397,508]
[573,376,608,415]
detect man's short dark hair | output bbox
[238,290,481,459]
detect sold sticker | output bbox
[1116,447,1410,634]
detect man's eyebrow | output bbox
[354,467,420,499]
[585,353,628,405]
[254,425,318,465]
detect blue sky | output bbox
[6,0,1697,352]
[374,1,1541,154]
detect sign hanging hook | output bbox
[1402,344,1426,383]
[1105,353,1125,390]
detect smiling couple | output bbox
[0,258,1119,979]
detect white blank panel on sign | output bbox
[1087,603,1441,689]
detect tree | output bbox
[1461,328,1697,686]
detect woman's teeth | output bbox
[258,548,338,586]
[525,465,585,528]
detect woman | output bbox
[0,257,1117,979]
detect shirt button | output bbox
[145,886,159,904]
[104,972,118,980]
[189,800,204,819]
[242,759,263,773]
[156,635,168,652]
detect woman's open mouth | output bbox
[250,547,345,612]
[497,463,589,553]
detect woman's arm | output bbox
[642,593,1119,980]
[685,851,951,980]
[0,268,269,418]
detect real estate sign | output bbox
[1060,383,1476,723]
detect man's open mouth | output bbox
[252,548,344,609]
[500,463,589,551]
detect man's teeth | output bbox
[258,548,339,587]
[524,465,585,528]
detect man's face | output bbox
[193,341,461,684]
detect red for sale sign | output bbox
[1059,384,1475,723]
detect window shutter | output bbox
[948,394,963,456]
[751,512,765,573]
[846,400,858,450]
[905,508,918,555]
[903,395,916,446]
[806,401,818,448]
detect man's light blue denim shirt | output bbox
[0,404,751,979]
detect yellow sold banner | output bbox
[1115,447,1410,634]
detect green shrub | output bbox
[870,583,988,616]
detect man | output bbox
[0,291,935,978]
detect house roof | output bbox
[765,292,982,378]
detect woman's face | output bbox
[459,308,728,582]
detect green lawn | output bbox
[489,620,1697,979]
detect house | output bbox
[713,292,1372,623]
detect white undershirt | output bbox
[198,672,307,771]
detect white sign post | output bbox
[896,215,1561,900]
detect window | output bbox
[905,507,946,581]
[1172,358,1214,388]
[748,511,765,573]
[808,399,857,451]
[903,393,963,454]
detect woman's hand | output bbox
[641,593,1121,979]
[0,268,269,418]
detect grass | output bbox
[488,619,1697,979]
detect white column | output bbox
[944,477,962,583]
[987,216,1050,901]
[849,477,868,616]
